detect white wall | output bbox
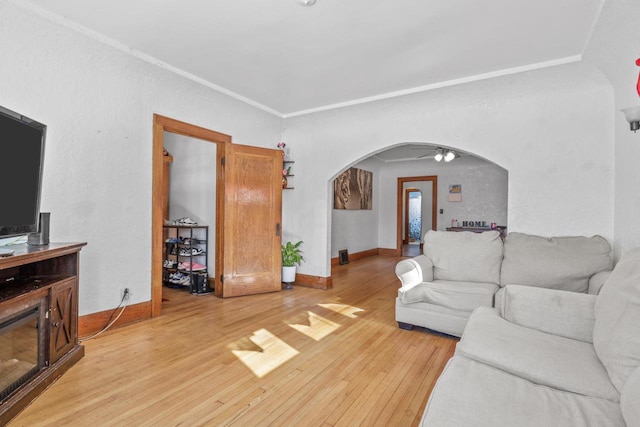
[283,62,614,278]
[164,133,217,270]
[0,1,281,315]
[330,157,381,258]
[583,0,640,259]
[379,157,508,248]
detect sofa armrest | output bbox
[395,255,433,287]
[395,255,433,303]
[588,270,611,295]
[501,285,596,343]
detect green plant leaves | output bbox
[282,240,303,267]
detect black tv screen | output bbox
[0,106,46,239]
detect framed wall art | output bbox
[333,167,373,210]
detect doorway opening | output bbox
[151,115,229,316]
[397,176,437,257]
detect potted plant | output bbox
[281,240,303,287]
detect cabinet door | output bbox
[222,144,282,297]
[50,278,78,363]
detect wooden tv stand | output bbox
[0,242,86,425]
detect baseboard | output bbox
[378,247,401,257]
[79,300,152,337]
[330,247,402,266]
[331,248,380,266]
[295,273,333,290]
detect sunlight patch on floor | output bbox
[318,303,365,318]
[229,328,299,378]
[288,311,341,341]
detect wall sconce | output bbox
[622,57,640,132]
[621,106,640,132]
[434,148,459,162]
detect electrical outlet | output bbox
[121,288,131,300]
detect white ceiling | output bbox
[19,0,604,117]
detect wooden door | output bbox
[50,278,77,363]
[222,144,282,297]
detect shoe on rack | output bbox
[191,248,204,255]
[176,217,197,225]
[179,262,206,272]
[169,272,189,286]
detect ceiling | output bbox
[19,0,604,117]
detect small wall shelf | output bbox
[283,160,294,190]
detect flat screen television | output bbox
[0,105,46,239]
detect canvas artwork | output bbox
[333,167,373,210]
[448,184,462,202]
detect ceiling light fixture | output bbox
[434,147,458,162]
[434,148,444,162]
[295,0,317,6]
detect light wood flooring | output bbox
[10,255,457,427]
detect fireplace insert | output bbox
[0,298,47,403]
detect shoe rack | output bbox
[162,224,211,294]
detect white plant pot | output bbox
[282,266,296,283]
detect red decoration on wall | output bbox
[636,57,640,97]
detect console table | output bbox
[0,242,86,425]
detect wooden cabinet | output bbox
[50,277,78,364]
[0,243,85,425]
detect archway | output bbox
[329,142,508,265]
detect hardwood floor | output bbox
[10,255,457,427]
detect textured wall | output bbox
[283,63,614,277]
[379,156,508,248]
[0,1,281,315]
[583,0,640,259]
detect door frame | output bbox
[151,114,231,316]
[396,176,437,255]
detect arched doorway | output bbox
[329,143,507,265]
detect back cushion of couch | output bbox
[593,248,640,393]
[424,230,503,284]
[500,233,612,292]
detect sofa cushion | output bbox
[593,248,640,393]
[424,230,503,284]
[421,356,625,427]
[501,285,597,343]
[408,280,497,312]
[456,307,619,401]
[500,233,612,292]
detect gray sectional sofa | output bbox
[420,247,640,427]
[395,230,613,336]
